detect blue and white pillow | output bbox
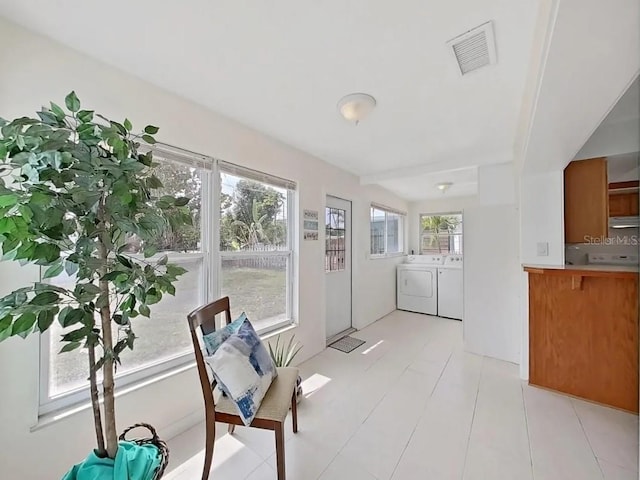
[203,313,277,426]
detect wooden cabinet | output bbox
[564,158,608,243]
[609,192,639,217]
[526,267,639,412]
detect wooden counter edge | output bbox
[523,266,639,280]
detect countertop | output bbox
[523,263,639,278]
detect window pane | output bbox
[420,213,463,254]
[370,208,386,254]
[48,257,203,396]
[149,160,203,253]
[220,172,288,252]
[221,256,288,331]
[387,212,400,253]
[116,257,202,372]
[48,158,205,398]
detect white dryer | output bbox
[437,255,463,320]
[397,255,444,315]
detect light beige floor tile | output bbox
[318,452,380,480]
[162,312,636,480]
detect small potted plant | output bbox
[268,335,303,402]
[0,93,192,479]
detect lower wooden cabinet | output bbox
[527,268,638,412]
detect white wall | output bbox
[0,19,407,479]
[408,163,522,364]
[520,171,565,266]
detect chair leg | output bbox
[202,418,215,480]
[275,422,286,480]
[291,390,298,434]
[228,424,236,435]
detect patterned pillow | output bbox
[203,313,278,426]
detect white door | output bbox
[325,196,352,340]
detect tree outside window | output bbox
[420,213,463,254]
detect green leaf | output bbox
[37,310,55,332]
[77,110,94,123]
[139,304,151,317]
[143,245,157,258]
[49,102,66,119]
[0,194,18,207]
[60,308,84,327]
[12,312,36,338]
[124,118,132,131]
[60,341,82,353]
[141,134,156,144]
[0,315,12,342]
[65,261,79,276]
[144,125,159,134]
[65,91,81,113]
[174,197,190,207]
[43,263,64,279]
[30,291,59,306]
[157,255,168,266]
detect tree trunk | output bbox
[88,337,106,456]
[97,239,118,459]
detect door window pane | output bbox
[325,207,346,272]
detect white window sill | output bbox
[369,252,406,260]
[32,361,196,432]
[32,321,296,432]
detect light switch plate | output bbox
[536,242,549,256]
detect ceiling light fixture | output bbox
[436,182,453,193]
[337,93,376,125]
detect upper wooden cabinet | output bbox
[609,191,639,217]
[564,158,608,243]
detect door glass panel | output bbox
[325,207,346,272]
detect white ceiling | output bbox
[376,166,478,201]
[0,0,540,192]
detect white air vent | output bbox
[447,21,497,75]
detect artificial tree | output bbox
[0,92,192,460]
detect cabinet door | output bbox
[609,192,639,217]
[564,158,608,243]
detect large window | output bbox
[40,147,296,413]
[219,163,295,333]
[370,205,405,256]
[420,213,463,254]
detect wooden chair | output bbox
[187,297,299,480]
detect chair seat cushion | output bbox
[216,367,299,423]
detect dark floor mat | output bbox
[329,336,366,353]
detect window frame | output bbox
[418,211,463,255]
[217,165,296,335]
[38,146,297,415]
[369,204,406,258]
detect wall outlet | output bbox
[536,242,549,256]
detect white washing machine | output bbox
[397,255,444,315]
[437,255,463,320]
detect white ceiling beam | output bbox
[360,151,511,185]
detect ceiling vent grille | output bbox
[447,21,497,75]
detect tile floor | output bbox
[165,311,639,480]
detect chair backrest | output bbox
[187,296,233,411]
